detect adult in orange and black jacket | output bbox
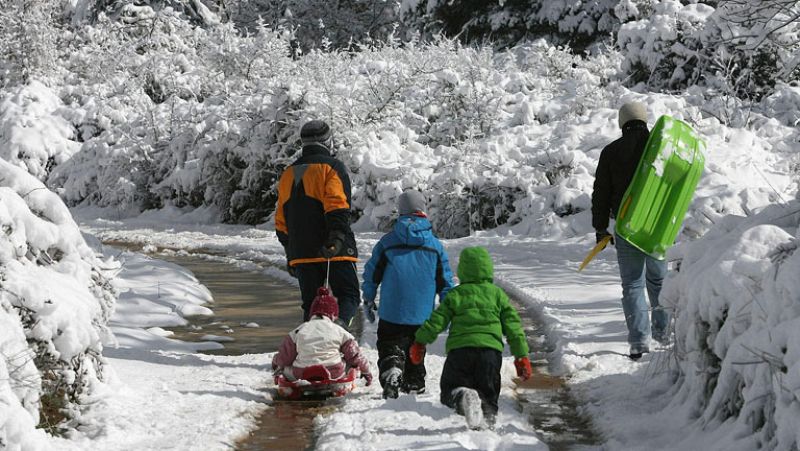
[275,120,360,325]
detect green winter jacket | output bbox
[414,246,529,358]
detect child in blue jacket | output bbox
[362,190,454,399]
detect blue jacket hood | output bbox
[394,215,432,246]
[361,215,454,326]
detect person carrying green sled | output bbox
[591,101,669,360]
[408,246,532,430]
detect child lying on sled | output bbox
[272,287,373,384]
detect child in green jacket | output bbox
[409,246,532,430]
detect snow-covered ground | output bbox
[51,207,700,450]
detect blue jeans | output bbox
[615,234,668,347]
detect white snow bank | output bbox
[663,201,800,450]
[105,248,222,353]
[56,246,266,450]
[0,158,116,446]
[0,301,49,451]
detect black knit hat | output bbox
[300,120,332,144]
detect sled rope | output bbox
[325,258,331,289]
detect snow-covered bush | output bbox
[0,301,50,449]
[402,0,653,49]
[236,0,400,52]
[67,0,222,27]
[762,83,800,128]
[48,8,301,221]
[0,158,117,436]
[0,0,60,86]
[0,0,788,240]
[297,39,621,237]
[0,81,79,181]
[663,202,800,450]
[618,1,712,90]
[526,0,651,46]
[47,14,625,236]
[619,0,800,100]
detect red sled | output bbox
[274,365,359,400]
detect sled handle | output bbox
[578,235,612,272]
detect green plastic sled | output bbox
[614,115,706,260]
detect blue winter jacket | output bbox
[362,215,454,325]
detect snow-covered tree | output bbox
[224,0,401,52]
[69,0,221,26]
[619,0,800,101]
[0,0,60,86]
[0,82,80,181]
[402,0,655,49]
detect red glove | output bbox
[514,356,532,381]
[361,372,373,386]
[409,342,426,365]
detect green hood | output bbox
[415,245,529,357]
[457,247,493,283]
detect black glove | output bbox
[320,237,343,259]
[596,230,614,245]
[286,262,297,279]
[361,371,373,386]
[363,298,377,324]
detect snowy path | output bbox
[66,210,694,450]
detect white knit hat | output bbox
[618,102,647,128]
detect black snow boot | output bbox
[381,367,401,399]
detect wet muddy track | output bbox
[106,242,320,450]
[107,241,599,450]
[515,303,600,450]
[152,252,365,450]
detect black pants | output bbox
[376,320,426,392]
[440,347,502,417]
[296,261,360,324]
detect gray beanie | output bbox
[300,120,332,144]
[618,102,647,128]
[398,190,426,216]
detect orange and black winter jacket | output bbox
[275,144,358,266]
